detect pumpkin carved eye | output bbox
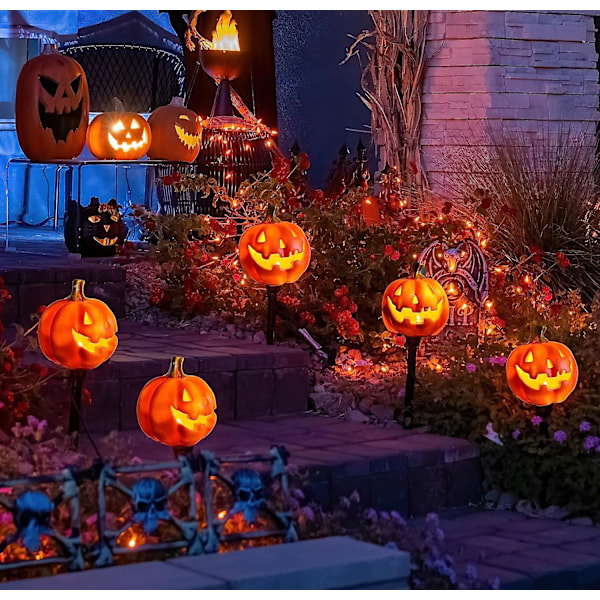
[70,75,81,94]
[131,119,140,129]
[394,286,402,296]
[178,114,190,120]
[113,120,125,132]
[39,75,58,96]
[88,215,100,223]
[279,239,286,249]
[257,231,266,243]
[525,351,534,363]
[412,295,419,304]
[83,311,93,325]
[547,359,554,369]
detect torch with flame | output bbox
[211,11,240,51]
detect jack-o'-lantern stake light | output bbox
[38,279,118,439]
[137,356,217,453]
[239,212,310,344]
[381,263,450,428]
[506,328,578,433]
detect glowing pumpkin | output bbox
[16,45,89,162]
[147,97,202,162]
[239,221,310,286]
[137,356,217,447]
[87,107,151,160]
[506,338,578,407]
[382,274,449,337]
[38,279,118,370]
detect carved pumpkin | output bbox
[16,45,89,162]
[137,356,217,447]
[87,103,151,160]
[147,97,202,162]
[506,337,578,407]
[382,273,449,337]
[38,279,118,370]
[239,221,310,286]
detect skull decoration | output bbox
[131,478,170,535]
[64,197,126,257]
[16,45,89,162]
[13,491,54,553]
[231,469,265,524]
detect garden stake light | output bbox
[382,264,449,428]
[38,279,118,445]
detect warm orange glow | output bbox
[128,538,136,548]
[211,11,240,51]
[218,510,228,519]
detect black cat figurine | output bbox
[64,197,126,257]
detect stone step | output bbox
[81,414,482,518]
[40,321,311,431]
[0,253,126,325]
[0,536,411,590]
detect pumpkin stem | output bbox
[414,262,426,278]
[265,204,279,222]
[112,97,126,112]
[538,326,549,343]
[167,356,185,378]
[171,97,185,107]
[69,279,87,301]
[42,44,58,55]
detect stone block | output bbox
[365,439,444,468]
[534,525,600,545]
[273,367,309,415]
[453,561,535,590]
[184,348,237,373]
[218,346,274,370]
[408,464,447,516]
[17,283,59,326]
[260,345,309,368]
[0,560,226,589]
[370,470,409,514]
[460,534,538,556]
[84,379,121,433]
[119,377,150,430]
[445,458,481,507]
[201,370,236,421]
[331,475,371,507]
[168,536,410,590]
[235,369,274,419]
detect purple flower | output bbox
[365,507,378,521]
[466,363,477,373]
[554,430,567,444]
[349,490,360,503]
[531,415,543,426]
[512,428,520,440]
[584,436,600,452]
[580,421,591,432]
[487,356,508,367]
[390,510,406,526]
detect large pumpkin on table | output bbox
[137,356,217,447]
[87,108,151,160]
[506,338,578,407]
[147,97,202,162]
[382,274,449,337]
[239,221,310,286]
[16,45,89,162]
[38,279,118,370]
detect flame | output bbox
[211,11,240,51]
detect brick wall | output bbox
[419,10,600,195]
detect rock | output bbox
[309,392,345,415]
[313,384,326,393]
[515,499,537,517]
[370,404,395,422]
[496,492,516,509]
[484,488,501,504]
[252,331,266,345]
[347,409,369,423]
[358,397,375,413]
[540,505,569,520]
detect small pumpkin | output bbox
[239,220,310,286]
[382,269,449,337]
[38,279,118,370]
[147,97,202,162]
[137,356,217,447]
[16,45,89,162]
[506,333,578,407]
[87,99,151,160]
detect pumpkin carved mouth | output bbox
[107,129,149,153]
[93,236,118,247]
[386,296,445,325]
[39,100,83,143]
[247,243,306,271]
[71,329,116,353]
[175,125,201,149]
[170,406,214,431]
[515,364,573,391]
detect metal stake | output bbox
[398,336,421,429]
[69,369,87,441]
[266,285,280,345]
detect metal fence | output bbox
[0,446,296,578]
[61,44,185,113]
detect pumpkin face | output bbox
[16,45,89,162]
[382,276,449,337]
[137,357,217,447]
[147,98,202,162]
[239,222,310,286]
[87,111,151,160]
[38,279,118,370]
[506,340,578,407]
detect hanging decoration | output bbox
[137,356,217,449]
[86,99,151,160]
[16,44,90,162]
[147,97,202,163]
